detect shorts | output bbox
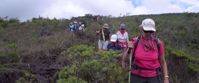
[130,74,162,83]
[98,40,109,50]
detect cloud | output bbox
[186,4,199,12]
[0,0,51,21]
[41,0,135,19]
[0,0,135,21]
[177,0,199,12]
[41,0,90,19]
[132,0,142,7]
[178,0,199,6]
[132,0,199,15]
[132,6,150,15]
[0,0,199,21]
[136,0,184,14]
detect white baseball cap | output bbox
[141,18,156,32]
[110,34,117,42]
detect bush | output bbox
[57,77,86,83]
[58,45,127,83]
[165,45,199,83]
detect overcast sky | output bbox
[0,0,199,21]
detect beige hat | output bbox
[103,23,109,28]
[141,18,156,31]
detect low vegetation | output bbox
[0,13,198,83]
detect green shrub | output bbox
[57,77,87,83]
[58,45,127,82]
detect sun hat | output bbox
[141,18,156,31]
[103,23,109,28]
[120,23,126,29]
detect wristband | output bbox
[164,75,169,78]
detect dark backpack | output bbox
[131,36,161,71]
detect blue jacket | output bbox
[107,42,122,51]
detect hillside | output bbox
[0,13,199,83]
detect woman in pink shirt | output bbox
[116,23,129,49]
[122,18,169,83]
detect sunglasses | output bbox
[143,31,154,33]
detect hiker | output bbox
[69,22,74,32]
[107,34,122,51]
[122,18,169,83]
[116,23,129,50]
[73,21,79,31]
[78,23,85,31]
[96,23,110,51]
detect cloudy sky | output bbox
[0,0,199,21]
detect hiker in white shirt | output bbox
[116,23,129,49]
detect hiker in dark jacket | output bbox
[96,23,110,51]
[107,34,122,51]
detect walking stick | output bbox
[122,41,133,83]
[128,48,132,83]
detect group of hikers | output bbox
[68,20,86,32]
[96,18,169,83]
[96,23,129,51]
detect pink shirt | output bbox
[131,37,165,77]
[116,31,129,47]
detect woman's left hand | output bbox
[127,41,132,48]
[163,77,169,83]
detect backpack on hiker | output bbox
[128,35,162,83]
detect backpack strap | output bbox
[154,38,160,56]
[154,37,162,83]
[131,36,161,70]
[131,36,141,66]
[154,37,161,72]
[101,28,105,41]
[154,37,161,64]
[130,36,162,82]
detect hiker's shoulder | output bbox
[156,37,163,42]
[154,38,164,46]
[124,31,128,34]
[132,36,140,40]
[116,31,120,34]
[131,36,140,44]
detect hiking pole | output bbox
[122,42,133,83]
[128,47,132,83]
